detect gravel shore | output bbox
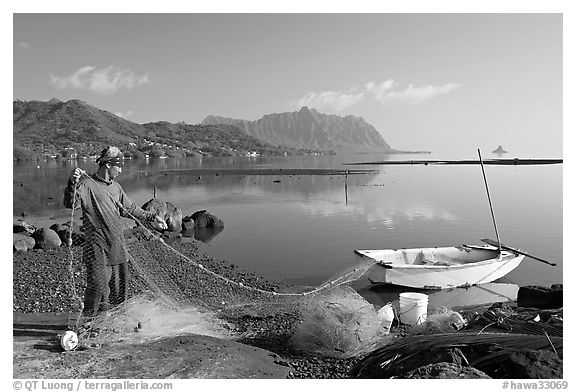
[13,232,360,378]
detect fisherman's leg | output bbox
[81,247,99,317]
[118,262,129,304]
[109,263,129,305]
[99,265,112,312]
[82,264,98,317]
[109,264,121,306]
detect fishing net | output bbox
[37,171,383,356]
[288,286,394,358]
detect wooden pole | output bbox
[478,149,501,251]
[344,170,348,205]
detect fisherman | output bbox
[64,146,167,317]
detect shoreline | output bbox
[13,216,563,379]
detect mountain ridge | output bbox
[202,106,396,153]
[13,99,323,160]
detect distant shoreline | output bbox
[352,150,431,155]
[145,168,380,176]
[346,158,563,166]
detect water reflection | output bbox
[13,155,562,288]
[182,226,224,243]
[352,281,519,311]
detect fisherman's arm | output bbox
[118,186,167,229]
[63,168,86,209]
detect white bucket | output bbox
[399,292,428,326]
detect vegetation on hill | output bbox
[13,99,329,161]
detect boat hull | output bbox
[355,246,525,289]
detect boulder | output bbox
[165,202,183,232]
[189,210,224,229]
[13,221,36,235]
[182,217,195,233]
[50,222,85,246]
[142,198,182,232]
[142,198,168,218]
[13,234,35,252]
[31,227,62,249]
[517,285,563,309]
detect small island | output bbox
[492,145,508,154]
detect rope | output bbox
[65,184,84,327]
[67,173,371,306]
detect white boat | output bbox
[354,244,524,289]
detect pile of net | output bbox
[288,286,393,358]
[406,307,467,336]
[77,294,235,346]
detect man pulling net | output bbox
[60,147,385,357]
[64,146,167,318]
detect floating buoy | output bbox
[60,330,78,351]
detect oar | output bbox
[481,238,557,266]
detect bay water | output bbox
[13,152,563,307]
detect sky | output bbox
[12,13,564,157]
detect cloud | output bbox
[289,90,365,113]
[371,81,461,104]
[18,42,31,49]
[49,66,149,94]
[290,79,461,111]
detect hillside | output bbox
[13,99,322,160]
[202,107,396,153]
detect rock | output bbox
[50,222,84,246]
[188,210,224,229]
[142,198,168,218]
[31,227,62,249]
[142,199,183,232]
[504,349,562,379]
[13,334,292,379]
[401,362,491,379]
[13,221,36,235]
[517,285,563,309]
[165,202,183,232]
[13,234,35,252]
[182,217,195,233]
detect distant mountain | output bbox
[202,107,396,153]
[13,99,322,160]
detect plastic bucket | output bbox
[399,292,428,326]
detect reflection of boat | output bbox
[354,244,524,289]
[353,282,519,310]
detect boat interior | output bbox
[357,246,503,266]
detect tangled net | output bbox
[56,173,384,357]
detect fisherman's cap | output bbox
[96,146,124,166]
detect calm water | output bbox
[13,153,563,294]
